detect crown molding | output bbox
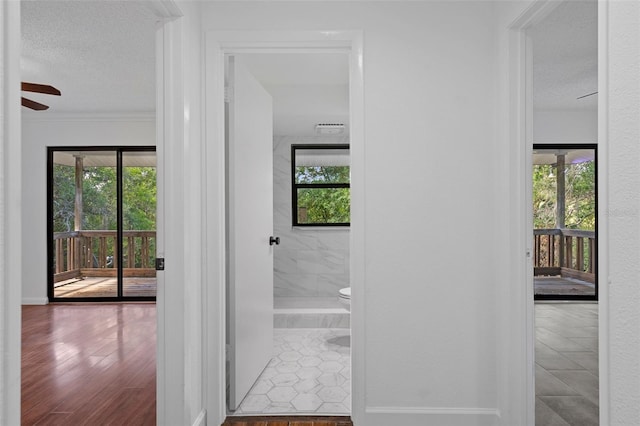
[21,112,156,123]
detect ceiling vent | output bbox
[315,123,345,135]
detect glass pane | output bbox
[294,147,350,184]
[532,147,596,298]
[52,151,118,298]
[122,151,157,297]
[295,165,350,184]
[297,187,350,224]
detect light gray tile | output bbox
[239,395,271,413]
[536,397,572,426]
[537,328,590,352]
[279,350,302,362]
[296,366,322,380]
[267,386,298,403]
[319,360,344,373]
[535,365,581,397]
[294,378,321,393]
[317,372,346,387]
[291,393,323,411]
[248,379,273,395]
[567,337,598,352]
[235,328,350,415]
[548,370,599,405]
[271,373,299,386]
[318,402,350,414]
[535,304,600,426]
[299,356,322,367]
[560,351,599,375]
[318,386,348,403]
[263,402,296,413]
[536,354,585,371]
[539,396,599,426]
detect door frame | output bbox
[204,30,365,425]
[507,0,609,423]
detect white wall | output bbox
[20,115,155,304]
[0,1,22,423]
[203,2,502,424]
[602,0,640,424]
[534,109,597,143]
[273,135,350,301]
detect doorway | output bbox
[225,52,352,416]
[527,1,600,425]
[47,147,157,302]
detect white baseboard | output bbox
[22,297,48,305]
[191,409,206,426]
[363,406,500,426]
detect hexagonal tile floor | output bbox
[234,328,351,415]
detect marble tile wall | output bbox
[273,135,350,300]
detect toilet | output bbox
[338,287,351,312]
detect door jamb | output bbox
[152,2,184,424]
[507,0,609,424]
[204,30,365,425]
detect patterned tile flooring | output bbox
[535,303,599,426]
[234,328,351,415]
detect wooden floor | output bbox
[222,416,353,426]
[54,277,157,298]
[22,304,156,425]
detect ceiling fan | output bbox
[21,82,61,110]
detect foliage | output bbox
[295,166,350,224]
[295,166,349,184]
[533,160,595,230]
[53,164,156,232]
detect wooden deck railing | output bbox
[53,230,156,283]
[534,228,596,284]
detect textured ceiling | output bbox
[531,0,598,111]
[21,0,596,116]
[21,0,158,114]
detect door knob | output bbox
[269,236,280,246]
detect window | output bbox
[291,144,350,226]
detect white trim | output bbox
[364,406,500,426]
[504,0,567,424]
[596,0,609,423]
[145,0,184,21]
[204,30,365,425]
[191,409,206,426]
[366,406,500,415]
[21,298,48,306]
[154,1,184,424]
[0,1,22,424]
[21,112,155,123]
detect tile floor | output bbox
[535,303,599,426]
[234,328,351,415]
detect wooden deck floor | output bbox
[21,303,156,425]
[534,276,595,296]
[54,277,157,298]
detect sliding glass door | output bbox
[48,147,156,301]
[532,144,597,300]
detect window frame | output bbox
[291,143,350,227]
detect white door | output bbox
[227,56,275,411]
